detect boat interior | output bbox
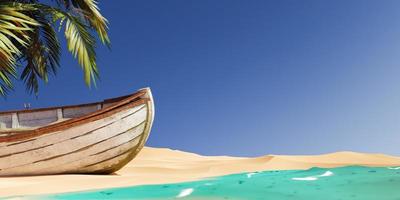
[0,94,133,131]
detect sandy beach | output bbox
[1,146,400,197]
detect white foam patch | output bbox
[319,171,334,177]
[292,177,318,181]
[176,188,194,198]
[247,172,258,178]
[292,171,334,181]
[204,183,214,186]
[388,167,400,170]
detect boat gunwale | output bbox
[0,89,151,142]
[0,94,133,115]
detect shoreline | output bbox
[1,147,400,197]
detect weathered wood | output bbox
[0,88,155,176]
[11,113,19,129]
[56,109,63,120]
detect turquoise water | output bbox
[4,166,400,200]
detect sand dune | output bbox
[0,147,400,197]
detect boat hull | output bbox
[0,88,154,176]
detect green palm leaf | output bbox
[0,2,40,95]
[64,15,98,86]
[56,0,110,47]
[21,15,61,95]
[0,1,110,96]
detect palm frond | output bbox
[59,0,110,47]
[0,49,16,96]
[0,1,109,96]
[20,14,61,95]
[63,14,98,87]
[22,4,100,88]
[0,2,39,95]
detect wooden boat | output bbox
[0,88,154,176]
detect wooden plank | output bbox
[18,110,58,128]
[0,90,147,140]
[0,88,155,175]
[79,149,134,174]
[0,114,11,129]
[0,124,144,176]
[0,104,145,149]
[57,109,63,120]
[11,113,19,129]
[0,90,145,115]
[0,106,147,168]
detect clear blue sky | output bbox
[1,0,400,156]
